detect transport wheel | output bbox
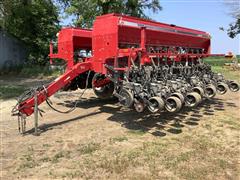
[148,97,165,113]
[228,81,239,92]
[134,102,145,113]
[185,92,201,107]
[205,84,217,99]
[171,92,185,104]
[216,82,228,95]
[119,89,134,108]
[192,86,205,97]
[92,73,114,99]
[165,96,182,113]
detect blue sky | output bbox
[62,0,239,54]
[146,0,240,54]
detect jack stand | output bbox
[18,114,26,135]
[33,92,40,136]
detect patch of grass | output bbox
[0,85,26,99]
[203,57,240,83]
[141,141,167,157]
[17,148,38,171]
[110,136,128,143]
[18,154,39,169]
[127,129,146,136]
[158,138,234,179]
[77,142,100,155]
[191,136,217,151]
[48,171,56,178]
[164,151,195,169]
[55,139,63,143]
[99,153,132,174]
[177,158,233,180]
[42,143,51,147]
[40,156,51,163]
[211,66,240,83]
[203,123,212,130]
[52,151,70,163]
[203,57,240,66]
[0,64,62,77]
[61,171,83,179]
[178,166,213,180]
[148,160,159,178]
[220,117,240,130]
[126,149,141,162]
[31,133,238,179]
[95,141,167,175]
[39,151,71,164]
[19,65,61,77]
[218,159,228,169]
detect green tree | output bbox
[0,0,60,64]
[223,1,240,38]
[61,0,162,28]
[227,18,240,38]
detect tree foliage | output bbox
[0,0,60,64]
[227,18,240,38]
[0,0,161,65]
[225,1,240,38]
[61,0,162,28]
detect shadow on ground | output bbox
[24,97,236,137]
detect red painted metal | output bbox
[19,62,92,116]
[18,13,219,117]
[49,28,92,69]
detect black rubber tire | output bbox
[119,89,134,108]
[228,81,239,92]
[216,82,228,95]
[165,96,182,113]
[171,92,185,104]
[205,84,217,99]
[92,73,114,99]
[185,92,201,107]
[192,86,205,97]
[148,97,165,113]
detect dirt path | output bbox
[1,78,240,179]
